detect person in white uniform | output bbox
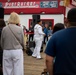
[1,12,24,75]
[32,20,45,59]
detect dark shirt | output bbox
[45,27,76,75]
[29,27,34,32]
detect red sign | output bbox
[1,0,65,14]
[2,2,40,8]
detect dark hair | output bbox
[0,20,6,28]
[67,8,76,22]
[37,19,41,23]
[52,23,65,34]
[0,20,6,34]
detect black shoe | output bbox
[40,50,43,53]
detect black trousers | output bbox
[29,34,34,41]
[44,35,48,44]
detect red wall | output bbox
[0,0,65,14]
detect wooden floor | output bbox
[24,45,46,75]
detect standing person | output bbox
[0,20,6,75]
[1,12,24,75]
[23,26,28,33]
[48,26,52,39]
[23,26,28,48]
[29,25,34,41]
[45,8,76,75]
[43,23,49,44]
[32,20,45,59]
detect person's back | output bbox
[43,24,49,44]
[34,24,40,37]
[44,27,48,35]
[50,28,76,75]
[1,24,24,50]
[45,8,76,75]
[1,12,24,75]
[34,24,43,41]
[0,20,6,75]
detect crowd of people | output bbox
[0,8,76,75]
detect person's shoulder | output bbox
[15,25,22,30]
[2,25,8,30]
[34,24,37,28]
[36,24,41,27]
[38,25,42,29]
[34,24,41,28]
[54,29,65,35]
[1,26,8,33]
[52,29,66,38]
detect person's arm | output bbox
[45,35,56,75]
[38,26,45,35]
[46,54,54,75]
[1,28,4,49]
[20,28,25,49]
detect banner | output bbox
[1,1,58,9]
[2,2,40,8]
[40,1,58,8]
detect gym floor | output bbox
[24,45,46,75]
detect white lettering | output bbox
[8,3,11,7]
[5,2,8,7]
[17,2,20,7]
[33,2,36,6]
[21,2,23,6]
[4,2,39,8]
[24,2,26,6]
[14,2,17,6]
[12,2,14,6]
[30,2,33,6]
[27,2,29,6]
